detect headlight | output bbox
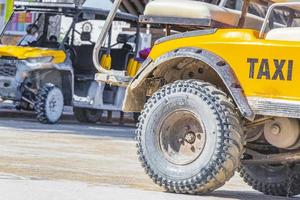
[26,56,53,63]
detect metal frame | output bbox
[13,2,138,22]
[259,2,300,38]
[139,15,212,27]
[248,97,300,119]
[73,82,127,111]
[242,148,300,165]
[92,0,125,77]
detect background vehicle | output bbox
[0,0,150,124]
[123,1,300,197]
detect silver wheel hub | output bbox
[45,88,64,122]
[159,110,206,165]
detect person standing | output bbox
[18,24,39,46]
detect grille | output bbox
[0,60,17,77]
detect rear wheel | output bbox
[240,163,300,197]
[137,80,244,194]
[35,83,64,124]
[73,107,88,123]
[85,109,102,123]
[73,107,102,124]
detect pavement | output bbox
[0,108,298,200]
[0,101,135,123]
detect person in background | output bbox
[49,35,58,43]
[18,24,39,46]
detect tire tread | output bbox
[136,80,244,194]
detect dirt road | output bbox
[0,115,294,200]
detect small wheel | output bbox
[73,107,102,124]
[137,80,244,194]
[35,83,64,124]
[240,164,300,197]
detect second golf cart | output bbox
[0,0,149,123]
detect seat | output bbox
[111,48,134,71]
[72,44,106,80]
[72,42,133,80]
[144,0,264,30]
[266,27,300,42]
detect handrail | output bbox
[92,0,125,77]
[259,2,300,38]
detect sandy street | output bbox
[0,113,296,200]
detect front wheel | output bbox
[35,83,64,124]
[137,80,244,194]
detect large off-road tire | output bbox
[35,83,64,124]
[73,107,102,124]
[137,80,244,194]
[133,112,140,123]
[240,164,300,197]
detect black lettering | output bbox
[257,59,270,80]
[247,58,258,79]
[287,60,293,81]
[272,59,285,80]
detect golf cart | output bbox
[123,0,300,197]
[0,0,149,124]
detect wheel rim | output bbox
[46,88,64,122]
[158,110,206,165]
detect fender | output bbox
[125,48,255,121]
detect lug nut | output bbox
[271,124,281,135]
[185,132,196,144]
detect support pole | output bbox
[238,0,250,28]
[93,0,124,76]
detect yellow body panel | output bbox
[149,29,300,101]
[0,45,66,63]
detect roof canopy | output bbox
[116,0,300,16]
[13,0,138,22]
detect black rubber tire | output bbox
[35,83,64,124]
[73,107,102,124]
[136,80,244,194]
[240,164,300,197]
[73,107,88,123]
[133,112,140,123]
[85,109,102,123]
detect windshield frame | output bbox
[0,10,77,49]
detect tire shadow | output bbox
[206,190,299,200]
[0,114,136,140]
